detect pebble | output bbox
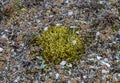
[36,19,41,23]
[65,0,69,4]
[104,58,108,62]
[67,63,72,67]
[56,23,62,26]
[44,27,48,31]
[60,61,67,66]
[70,26,77,28]
[101,61,110,67]
[72,40,76,45]
[114,55,119,60]
[96,32,100,36]
[102,69,109,74]
[68,71,71,75]
[76,31,79,34]
[0,47,3,52]
[4,29,9,32]
[1,34,7,39]
[55,73,59,79]
[99,1,105,4]
[118,17,120,20]
[83,75,87,79]
[118,73,120,77]
[14,76,20,83]
[68,11,73,16]
[97,56,102,60]
[88,58,95,61]
[49,15,54,18]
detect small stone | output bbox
[68,71,71,75]
[112,41,116,44]
[102,75,106,81]
[44,27,48,31]
[114,55,119,60]
[0,47,3,52]
[97,56,102,60]
[101,61,110,67]
[14,76,20,83]
[27,22,32,26]
[36,19,41,23]
[70,26,77,28]
[113,74,119,82]
[49,15,54,18]
[40,62,46,69]
[96,32,100,36]
[83,75,87,79]
[104,58,108,62]
[76,31,79,34]
[60,61,66,66]
[99,1,105,4]
[68,11,73,16]
[88,58,95,61]
[1,34,7,39]
[118,17,120,20]
[35,15,38,18]
[72,40,76,45]
[4,29,9,32]
[65,0,69,3]
[102,69,109,74]
[55,73,59,79]
[56,23,62,26]
[67,63,72,67]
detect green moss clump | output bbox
[33,26,85,65]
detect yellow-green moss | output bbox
[33,26,85,64]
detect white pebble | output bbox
[36,19,41,23]
[56,23,62,26]
[97,56,102,60]
[72,40,76,45]
[102,69,109,74]
[44,27,48,31]
[49,15,54,18]
[88,58,95,61]
[1,34,7,39]
[60,61,66,66]
[118,30,120,35]
[83,75,87,79]
[76,31,79,34]
[119,17,120,20]
[55,73,59,79]
[68,11,73,16]
[65,0,69,3]
[14,76,20,83]
[5,29,9,32]
[101,61,110,67]
[68,71,71,75]
[0,47,3,52]
[96,32,100,36]
[67,63,72,67]
[118,73,120,77]
[70,26,76,28]
[99,1,105,4]
[68,81,71,83]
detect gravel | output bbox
[0,0,120,82]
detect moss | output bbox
[32,26,85,65]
